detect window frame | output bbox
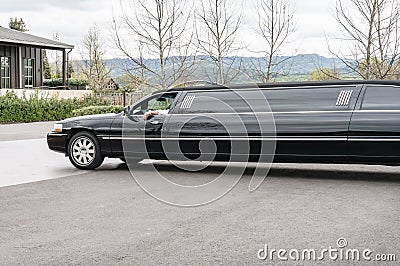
[177,90,256,114]
[177,86,358,114]
[24,58,34,88]
[130,92,179,116]
[360,85,400,110]
[261,86,358,112]
[1,56,11,89]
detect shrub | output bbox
[72,105,124,117]
[68,78,89,86]
[43,78,63,87]
[0,90,113,123]
[43,78,89,88]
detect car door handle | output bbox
[150,120,163,125]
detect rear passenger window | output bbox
[179,86,358,114]
[179,91,252,113]
[263,86,358,112]
[362,86,400,110]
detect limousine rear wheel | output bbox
[68,132,104,170]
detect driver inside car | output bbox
[142,93,176,120]
[143,108,169,120]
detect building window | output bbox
[24,58,34,88]
[1,57,11,89]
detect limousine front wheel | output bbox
[68,132,104,170]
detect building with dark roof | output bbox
[0,26,74,89]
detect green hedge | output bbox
[0,90,111,123]
[72,105,124,117]
[43,78,89,87]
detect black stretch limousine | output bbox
[48,81,400,169]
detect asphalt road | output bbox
[0,122,399,265]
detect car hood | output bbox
[60,113,121,124]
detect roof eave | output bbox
[0,39,74,50]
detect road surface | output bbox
[0,122,399,265]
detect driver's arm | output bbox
[143,110,159,120]
[143,109,169,120]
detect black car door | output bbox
[162,90,263,161]
[348,85,400,163]
[109,92,179,159]
[163,86,361,162]
[263,85,362,161]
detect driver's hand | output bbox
[143,110,159,120]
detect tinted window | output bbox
[263,86,357,112]
[131,93,177,115]
[179,87,357,113]
[362,86,400,110]
[179,91,252,113]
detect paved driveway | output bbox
[0,122,399,265]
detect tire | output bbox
[68,132,104,170]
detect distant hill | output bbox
[105,54,350,80]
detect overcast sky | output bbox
[0,0,343,59]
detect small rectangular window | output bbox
[362,86,400,110]
[1,57,11,89]
[263,86,357,112]
[179,91,252,114]
[24,58,34,88]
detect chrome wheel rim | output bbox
[71,136,95,166]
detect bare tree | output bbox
[79,25,111,94]
[49,33,62,79]
[196,0,242,84]
[250,0,295,82]
[113,0,194,90]
[331,0,400,79]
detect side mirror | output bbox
[124,106,131,115]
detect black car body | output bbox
[48,81,400,169]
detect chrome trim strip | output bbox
[105,137,347,141]
[341,91,347,106]
[188,95,195,108]
[121,110,400,116]
[363,84,400,88]
[349,138,400,142]
[336,90,353,106]
[344,90,353,105]
[181,84,357,93]
[104,136,400,142]
[272,110,352,114]
[48,133,68,137]
[172,110,354,115]
[353,110,400,113]
[181,95,195,109]
[336,91,345,106]
[174,110,400,115]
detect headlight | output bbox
[53,123,63,132]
